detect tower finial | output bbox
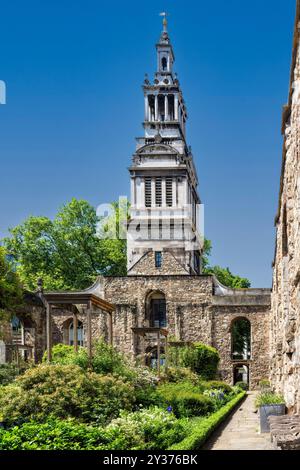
[159,12,169,33]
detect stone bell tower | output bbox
[127,14,203,275]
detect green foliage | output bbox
[3,199,127,291]
[0,364,135,427]
[255,392,285,408]
[0,247,23,328]
[0,364,22,386]
[178,343,220,380]
[0,420,109,450]
[0,408,187,450]
[91,339,132,378]
[42,342,159,409]
[169,391,246,450]
[202,239,251,288]
[107,407,187,450]
[232,318,251,357]
[42,344,89,369]
[157,382,214,418]
[235,381,249,391]
[160,366,200,384]
[202,381,233,395]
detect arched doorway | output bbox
[233,364,249,386]
[145,291,167,328]
[231,317,251,361]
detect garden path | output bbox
[203,392,274,450]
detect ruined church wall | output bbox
[212,302,270,390]
[270,8,300,413]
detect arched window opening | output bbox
[69,320,84,347]
[231,318,251,360]
[161,57,167,71]
[233,364,249,386]
[146,292,167,328]
[11,316,24,345]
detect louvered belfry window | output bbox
[155,177,162,206]
[166,177,173,207]
[145,177,152,207]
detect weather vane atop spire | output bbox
[159,12,169,33]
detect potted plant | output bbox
[256,392,285,433]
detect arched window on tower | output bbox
[161,57,167,71]
[231,318,251,361]
[146,291,167,328]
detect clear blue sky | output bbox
[0,0,296,287]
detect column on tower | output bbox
[144,96,149,121]
[131,178,136,206]
[155,95,158,121]
[174,94,179,120]
[165,95,169,121]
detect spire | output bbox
[160,11,168,32]
[159,12,170,44]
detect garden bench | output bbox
[268,415,300,450]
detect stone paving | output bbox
[203,393,275,450]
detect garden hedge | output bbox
[168,391,246,450]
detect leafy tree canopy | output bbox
[2,199,250,292]
[3,199,127,291]
[0,247,23,325]
[202,239,251,288]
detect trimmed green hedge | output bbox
[168,391,246,450]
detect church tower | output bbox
[127,15,203,275]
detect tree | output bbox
[3,199,127,291]
[202,239,251,288]
[0,247,23,332]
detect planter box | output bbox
[259,404,286,433]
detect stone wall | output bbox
[128,250,189,276]
[270,1,300,413]
[104,275,214,357]
[212,300,270,389]
[1,276,271,391]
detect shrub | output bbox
[0,364,135,427]
[0,364,22,385]
[91,339,133,378]
[0,419,109,450]
[170,391,246,450]
[42,344,89,369]
[160,366,200,385]
[202,380,233,395]
[179,343,220,380]
[0,408,187,450]
[157,382,214,418]
[235,381,248,391]
[107,407,187,450]
[255,392,285,408]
